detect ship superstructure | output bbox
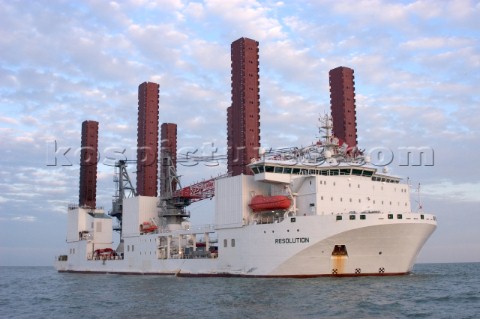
[55,38,436,277]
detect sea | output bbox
[0,263,478,319]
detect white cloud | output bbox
[184,2,205,19]
[326,0,409,24]
[129,0,184,10]
[400,37,474,50]
[0,215,37,223]
[423,181,480,203]
[203,0,286,40]
[0,116,19,125]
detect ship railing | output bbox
[253,216,284,225]
[86,253,124,261]
[170,251,218,260]
[361,210,382,214]
[183,224,216,232]
[68,204,104,211]
[158,224,216,234]
[334,210,382,215]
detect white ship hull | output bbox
[55,212,436,277]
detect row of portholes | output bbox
[320,180,408,194]
[263,229,300,234]
[139,251,153,256]
[388,214,425,220]
[338,213,424,220]
[320,196,408,206]
[321,196,363,203]
[336,215,366,221]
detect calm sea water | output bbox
[0,263,478,319]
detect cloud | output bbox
[203,0,286,40]
[0,215,37,223]
[400,36,475,51]
[184,2,206,20]
[423,181,480,203]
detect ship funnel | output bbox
[136,82,160,197]
[79,120,99,209]
[329,66,358,148]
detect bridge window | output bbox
[265,166,274,172]
[284,167,292,174]
[340,168,351,175]
[352,169,363,176]
[252,167,259,174]
[258,166,264,173]
[362,170,373,177]
[274,166,283,173]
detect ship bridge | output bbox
[248,161,401,184]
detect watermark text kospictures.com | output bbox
[46,140,434,168]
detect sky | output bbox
[0,0,479,266]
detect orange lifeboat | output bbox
[249,195,291,213]
[140,222,158,233]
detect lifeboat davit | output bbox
[249,195,291,213]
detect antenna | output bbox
[416,183,423,212]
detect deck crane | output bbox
[158,150,228,228]
[108,159,137,232]
[107,152,228,233]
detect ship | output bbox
[54,38,436,277]
[55,113,436,277]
